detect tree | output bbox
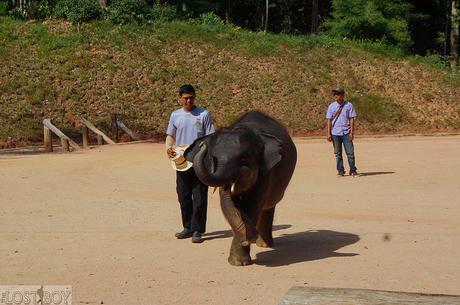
[311,0,319,33]
[324,0,413,50]
[450,0,459,67]
[264,0,268,31]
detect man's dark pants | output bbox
[332,133,357,174]
[176,168,208,233]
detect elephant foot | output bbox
[228,238,252,266]
[256,235,273,248]
[228,253,252,266]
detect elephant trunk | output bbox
[193,143,235,187]
[220,187,257,246]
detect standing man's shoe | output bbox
[191,231,203,243]
[175,228,193,239]
[350,171,360,177]
[337,171,345,177]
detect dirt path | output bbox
[1,136,459,305]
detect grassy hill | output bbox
[1,16,460,147]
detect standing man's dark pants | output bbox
[176,168,208,233]
[332,133,357,174]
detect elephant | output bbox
[184,110,297,266]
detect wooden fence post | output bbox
[111,114,119,143]
[97,134,103,145]
[61,138,70,152]
[82,125,89,149]
[44,126,53,152]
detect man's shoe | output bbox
[337,171,345,177]
[191,231,203,243]
[350,171,360,177]
[175,228,193,239]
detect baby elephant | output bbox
[185,111,297,266]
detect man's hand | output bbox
[327,134,332,142]
[167,147,176,159]
[349,132,354,141]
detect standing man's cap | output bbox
[332,87,345,95]
[179,84,195,95]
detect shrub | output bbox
[416,54,450,69]
[199,11,224,26]
[105,0,149,24]
[150,2,177,22]
[0,1,7,16]
[54,0,101,29]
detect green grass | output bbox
[1,16,460,146]
[351,94,406,131]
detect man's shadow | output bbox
[255,230,360,267]
[203,224,292,241]
[359,171,395,177]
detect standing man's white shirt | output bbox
[167,107,215,146]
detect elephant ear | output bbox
[184,135,211,162]
[260,133,282,170]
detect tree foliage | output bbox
[54,0,101,29]
[1,0,457,57]
[324,0,413,50]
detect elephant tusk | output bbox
[231,183,236,194]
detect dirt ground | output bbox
[1,136,459,305]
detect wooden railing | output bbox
[43,116,138,152]
[112,115,140,142]
[79,117,115,148]
[43,119,80,152]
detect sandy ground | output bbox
[1,136,460,305]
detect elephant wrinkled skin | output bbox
[185,111,297,266]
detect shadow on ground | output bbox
[203,224,291,241]
[255,230,360,267]
[359,171,395,177]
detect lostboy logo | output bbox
[0,286,71,305]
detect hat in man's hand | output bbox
[170,145,193,172]
[332,87,345,95]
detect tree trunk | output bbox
[451,0,459,69]
[311,0,319,34]
[264,0,269,32]
[445,0,452,56]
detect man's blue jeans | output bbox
[332,133,357,174]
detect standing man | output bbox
[326,87,359,177]
[166,84,215,243]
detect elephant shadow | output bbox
[255,230,360,267]
[203,224,292,241]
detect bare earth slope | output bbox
[1,18,460,147]
[1,136,459,304]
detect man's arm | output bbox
[349,117,355,141]
[166,135,176,158]
[326,119,332,142]
[203,111,215,135]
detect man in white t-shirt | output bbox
[166,84,215,243]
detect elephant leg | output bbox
[228,236,252,266]
[219,187,257,246]
[256,207,275,248]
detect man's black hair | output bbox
[179,84,195,96]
